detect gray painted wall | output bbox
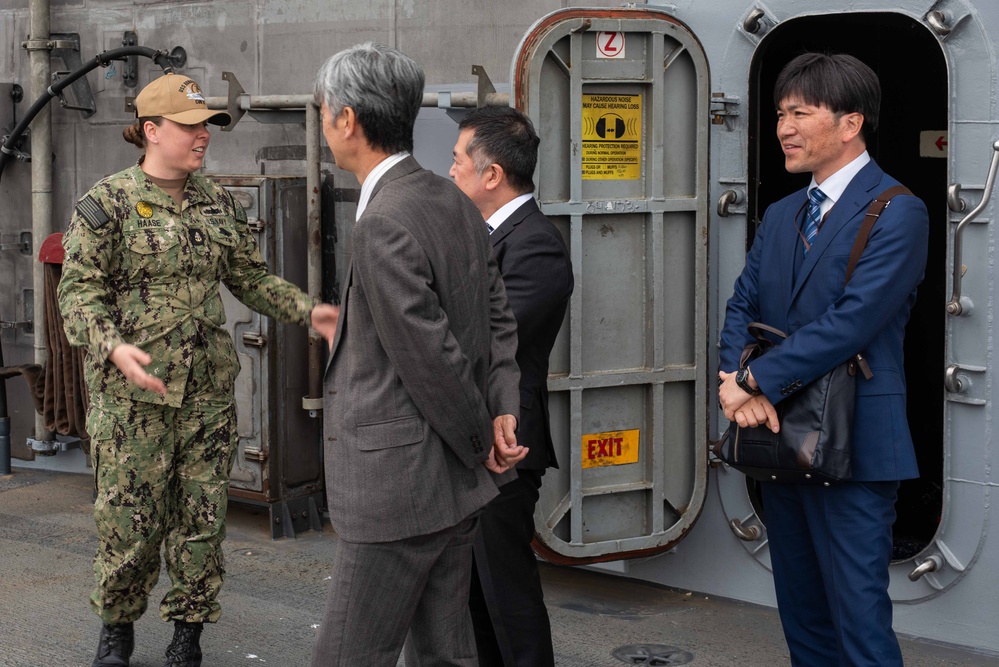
[0,0,619,461]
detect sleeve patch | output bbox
[76,196,111,231]
[229,190,247,223]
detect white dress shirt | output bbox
[356,152,410,221]
[485,193,534,234]
[810,151,870,220]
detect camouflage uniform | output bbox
[58,164,315,624]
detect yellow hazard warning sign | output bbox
[581,428,640,469]
[581,93,642,180]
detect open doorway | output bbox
[745,12,947,559]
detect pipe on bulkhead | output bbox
[27,0,53,445]
[0,340,9,475]
[305,102,322,407]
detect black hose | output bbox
[0,45,176,180]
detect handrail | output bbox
[946,141,999,315]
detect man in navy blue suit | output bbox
[451,106,573,667]
[718,53,928,666]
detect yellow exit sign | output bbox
[581,429,640,469]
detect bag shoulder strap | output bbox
[739,322,789,367]
[844,185,913,284]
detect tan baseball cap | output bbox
[134,73,232,126]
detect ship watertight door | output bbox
[513,7,710,562]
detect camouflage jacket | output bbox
[58,165,315,407]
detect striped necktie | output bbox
[486,223,494,234]
[803,187,827,255]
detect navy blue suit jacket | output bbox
[719,159,928,481]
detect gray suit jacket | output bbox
[323,156,521,543]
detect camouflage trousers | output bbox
[86,351,237,625]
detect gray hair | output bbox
[314,42,424,154]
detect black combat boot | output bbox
[164,621,203,667]
[92,622,134,667]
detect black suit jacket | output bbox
[490,198,573,471]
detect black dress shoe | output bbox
[164,621,203,667]
[92,622,134,667]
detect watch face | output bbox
[735,367,757,394]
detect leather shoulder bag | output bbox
[711,185,912,484]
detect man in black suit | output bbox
[451,106,574,667]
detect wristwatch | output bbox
[735,367,762,396]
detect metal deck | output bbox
[2,468,995,667]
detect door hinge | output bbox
[243,447,268,462]
[241,332,267,348]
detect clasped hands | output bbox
[717,370,780,433]
[485,414,528,474]
[311,303,530,474]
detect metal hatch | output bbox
[512,7,710,563]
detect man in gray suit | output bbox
[309,43,526,666]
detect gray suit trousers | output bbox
[310,516,480,666]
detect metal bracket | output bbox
[270,493,325,539]
[947,183,966,212]
[50,33,96,118]
[472,65,495,108]
[924,1,971,41]
[121,31,139,88]
[728,518,762,542]
[0,232,31,254]
[0,320,32,330]
[943,362,986,405]
[2,84,28,161]
[944,364,965,393]
[241,332,267,348]
[739,5,777,43]
[926,11,952,36]
[219,70,309,126]
[302,396,323,419]
[717,189,746,217]
[222,71,247,132]
[710,93,740,125]
[908,554,942,581]
[243,447,268,462]
[27,436,80,455]
[21,38,53,52]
